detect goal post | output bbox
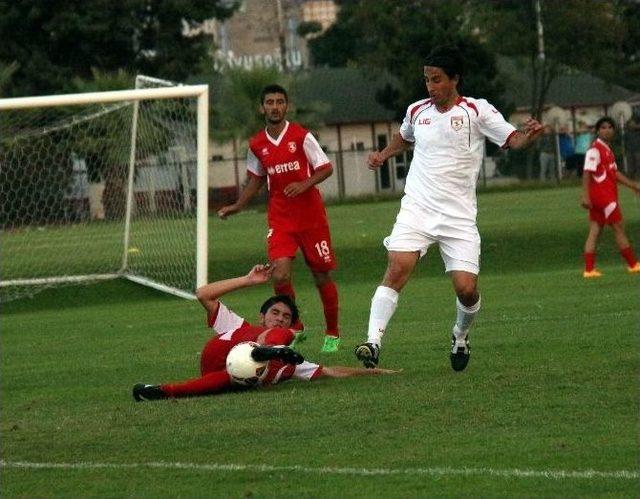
[0,83,209,301]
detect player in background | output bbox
[217,85,340,353]
[132,264,397,401]
[580,116,640,278]
[355,45,543,372]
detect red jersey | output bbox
[247,121,332,232]
[205,302,323,384]
[583,138,618,207]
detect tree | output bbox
[611,0,640,93]
[0,0,238,97]
[468,0,626,119]
[308,0,507,119]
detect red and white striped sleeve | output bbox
[263,360,323,385]
[583,147,600,172]
[474,98,517,148]
[207,302,246,333]
[246,147,266,177]
[303,132,331,171]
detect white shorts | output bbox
[383,197,480,274]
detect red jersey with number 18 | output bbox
[247,121,332,232]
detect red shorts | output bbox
[267,225,337,272]
[199,327,295,375]
[200,327,264,375]
[589,200,622,225]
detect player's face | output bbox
[597,122,615,142]
[261,92,288,125]
[424,66,459,107]
[261,302,293,328]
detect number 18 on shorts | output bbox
[267,225,337,272]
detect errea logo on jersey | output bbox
[267,160,301,175]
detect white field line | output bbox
[0,460,637,481]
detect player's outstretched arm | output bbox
[319,366,402,378]
[218,175,267,219]
[367,133,412,170]
[615,171,640,195]
[580,170,592,209]
[196,264,274,315]
[508,118,544,150]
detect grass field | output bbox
[2,185,639,497]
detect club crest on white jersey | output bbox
[451,116,464,131]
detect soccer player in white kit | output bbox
[355,45,543,371]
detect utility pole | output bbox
[534,0,546,119]
[275,0,288,72]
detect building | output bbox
[500,58,639,128]
[209,0,338,73]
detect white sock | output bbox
[367,286,399,346]
[454,296,481,339]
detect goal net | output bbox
[0,78,209,302]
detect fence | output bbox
[208,130,640,208]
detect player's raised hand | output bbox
[367,151,385,170]
[247,263,274,284]
[523,117,544,139]
[217,204,239,220]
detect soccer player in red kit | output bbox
[218,84,340,353]
[132,264,397,401]
[581,117,640,278]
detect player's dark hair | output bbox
[261,84,288,104]
[424,45,464,81]
[260,295,299,325]
[595,116,616,132]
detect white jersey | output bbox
[399,96,516,224]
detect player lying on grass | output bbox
[133,264,398,401]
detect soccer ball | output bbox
[226,341,268,386]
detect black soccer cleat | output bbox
[354,342,380,368]
[251,345,304,365]
[450,335,470,372]
[133,383,167,402]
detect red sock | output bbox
[620,246,638,267]
[318,281,339,337]
[584,252,596,272]
[274,281,295,300]
[161,370,232,398]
